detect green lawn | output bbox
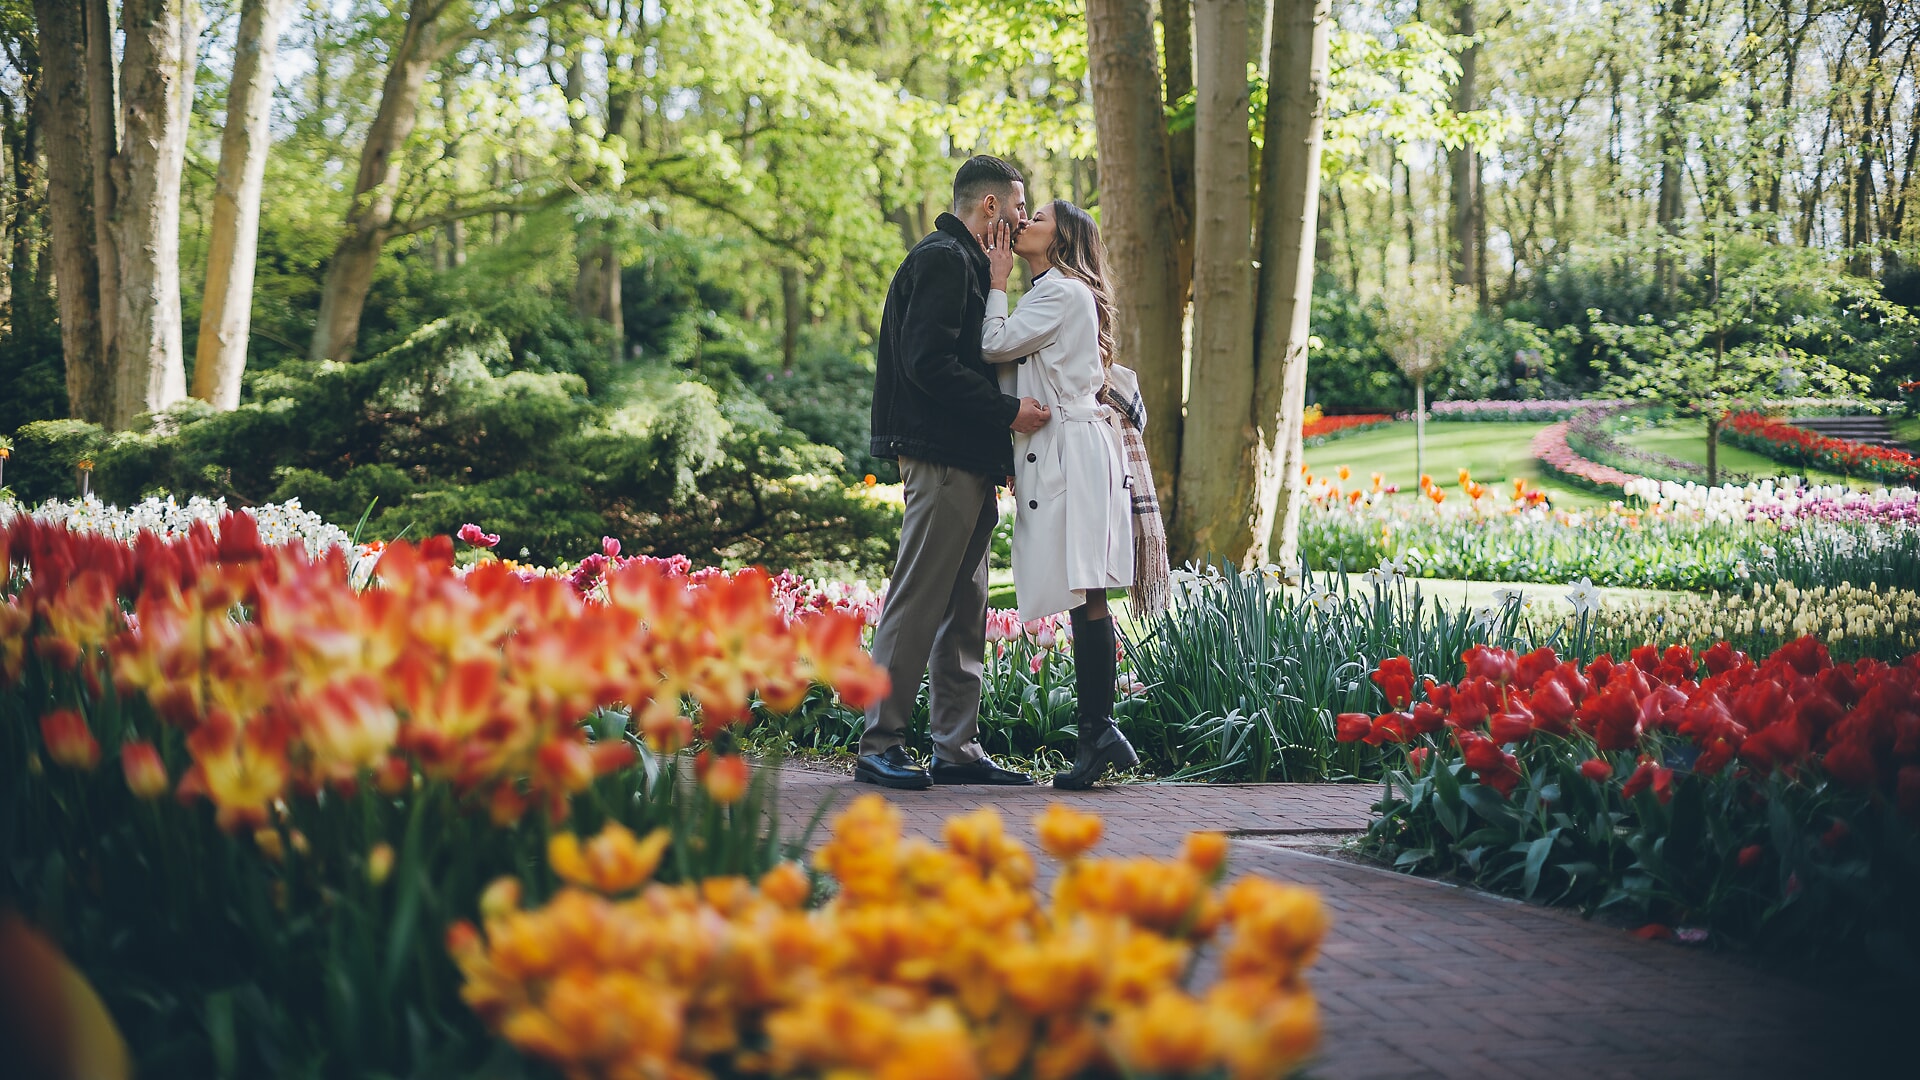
[1620,419,1861,487]
[1894,416,1920,447]
[1303,421,1609,507]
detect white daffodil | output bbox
[1470,604,1501,634]
[1564,577,1601,617]
[1492,585,1526,609]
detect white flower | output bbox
[1564,577,1600,617]
[1491,585,1526,609]
[1471,604,1501,634]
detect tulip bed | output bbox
[1302,474,1920,594]
[457,799,1327,1080]
[1343,639,1920,965]
[1,510,1335,1078]
[1722,410,1920,485]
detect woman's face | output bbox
[1014,205,1055,261]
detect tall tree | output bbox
[1447,0,1484,303]
[1175,0,1257,561]
[308,0,447,362]
[1848,0,1886,275]
[108,0,193,426]
[1161,0,1197,305]
[1248,0,1331,571]
[193,0,292,410]
[1087,0,1187,527]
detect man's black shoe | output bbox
[854,746,933,790]
[931,755,1036,786]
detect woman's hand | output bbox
[984,219,1017,291]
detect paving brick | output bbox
[767,764,1907,1080]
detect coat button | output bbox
[1026,453,1037,463]
[1028,499,1038,510]
[1017,356,1028,365]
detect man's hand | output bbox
[984,219,1018,291]
[1011,397,1051,434]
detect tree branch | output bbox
[391,189,573,240]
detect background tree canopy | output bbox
[0,0,1915,568]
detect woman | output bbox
[978,201,1137,790]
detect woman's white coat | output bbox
[981,272,1134,622]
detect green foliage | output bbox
[1592,242,1911,417]
[7,313,900,571]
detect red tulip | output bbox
[1579,757,1613,782]
[1406,747,1431,776]
[1489,708,1534,745]
[1737,844,1763,869]
[1371,656,1415,710]
[1335,713,1373,743]
[1621,758,1657,800]
[1529,677,1578,735]
[457,523,500,549]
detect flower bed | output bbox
[1528,421,1643,491]
[458,799,1327,1079]
[1343,639,1920,964]
[0,513,891,1073]
[1722,410,1920,486]
[1427,399,1629,422]
[1301,479,1920,593]
[1302,412,1395,445]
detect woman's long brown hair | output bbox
[1045,200,1117,367]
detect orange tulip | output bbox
[1034,802,1104,860]
[698,750,752,805]
[120,740,168,798]
[40,709,100,771]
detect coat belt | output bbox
[1053,400,1112,423]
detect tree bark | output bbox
[1447,0,1483,302]
[1654,0,1688,294]
[85,0,119,375]
[1249,0,1331,572]
[1161,0,1197,307]
[1848,0,1885,276]
[193,0,291,410]
[1088,0,1188,532]
[110,0,192,427]
[34,0,114,423]
[1175,0,1257,563]
[309,0,443,362]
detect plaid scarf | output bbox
[1100,364,1171,619]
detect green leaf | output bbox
[1522,835,1554,899]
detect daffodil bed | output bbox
[1342,640,1920,968]
[0,510,1331,1078]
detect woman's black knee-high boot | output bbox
[1055,605,1139,789]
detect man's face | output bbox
[983,182,1027,230]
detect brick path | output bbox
[771,765,1906,1079]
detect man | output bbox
[857,155,1051,790]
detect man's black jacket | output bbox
[870,213,1020,478]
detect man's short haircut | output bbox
[953,155,1024,211]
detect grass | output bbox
[1304,420,1609,508]
[1894,416,1920,447]
[1620,419,1863,487]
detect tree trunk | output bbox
[1161,0,1197,307]
[1654,0,1688,294]
[85,0,119,376]
[1174,0,1257,563]
[1447,0,1483,301]
[34,0,113,423]
[1249,0,1331,571]
[780,264,803,369]
[1849,0,1885,276]
[110,0,192,428]
[192,0,290,410]
[309,0,442,362]
[1088,0,1188,532]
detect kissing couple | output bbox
[857,155,1170,793]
